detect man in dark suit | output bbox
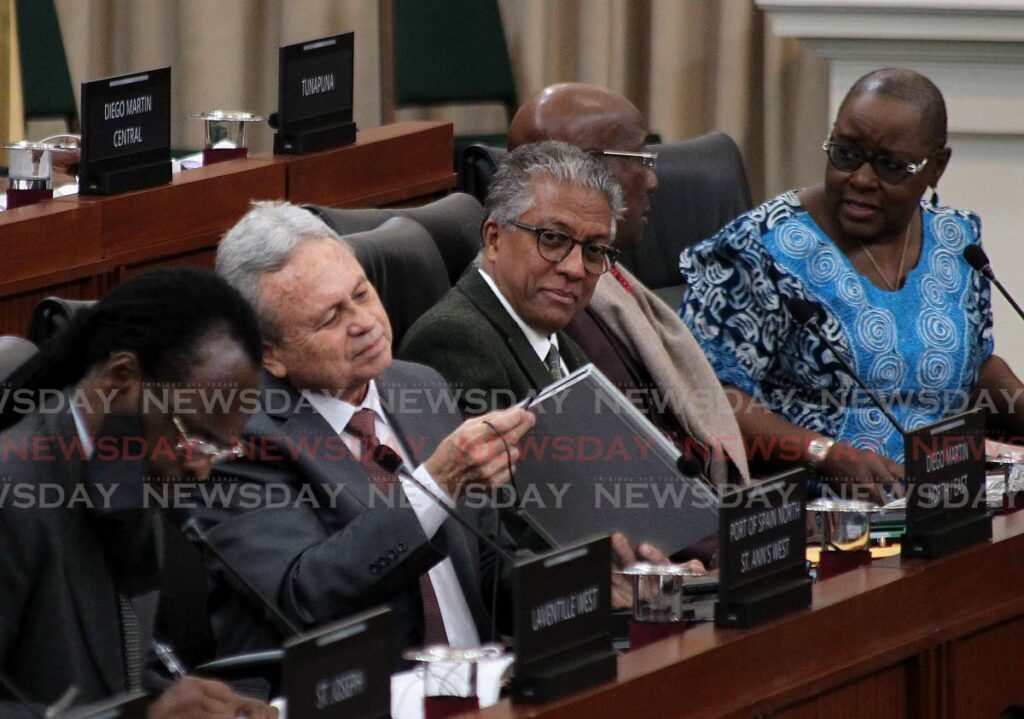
[0,269,275,718]
[399,141,622,414]
[203,201,536,657]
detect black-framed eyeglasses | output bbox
[822,139,939,185]
[587,149,658,171]
[509,221,621,276]
[173,415,245,465]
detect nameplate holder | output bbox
[273,33,356,155]
[511,535,616,703]
[283,606,393,719]
[79,68,172,195]
[902,409,991,559]
[715,468,811,628]
[64,691,149,719]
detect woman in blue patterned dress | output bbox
[679,68,1024,497]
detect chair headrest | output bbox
[0,336,38,384]
[27,297,97,346]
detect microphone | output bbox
[181,518,301,638]
[371,444,515,563]
[0,670,78,719]
[786,297,906,435]
[963,245,1024,323]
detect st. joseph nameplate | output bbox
[715,468,811,628]
[79,67,172,195]
[902,409,990,558]
[283,606,393,719]
[512,536,615,703]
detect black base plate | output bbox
[511,649,617,704]
[901,511,992,559]
[80,159,172,195]
[273,121,356,155]
[714,576,812,628]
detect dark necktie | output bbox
[346,408,449,645]
[544,344,565,381]
[117,593,142,690]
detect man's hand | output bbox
[423,407,536,498]
[609,532,704,610]
[149,676,278,719]
[819,442,904,505]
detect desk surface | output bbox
[474,511,1024,719]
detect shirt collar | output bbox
[69,401,95,459]
[302,380,387,436]
[477,268,559,365]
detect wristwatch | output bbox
[804,437,836,467]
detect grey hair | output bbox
[483,140,624,240]
[216,200,349,343]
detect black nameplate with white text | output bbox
[79,68,171,194]
[283,606,393,719]
[512,536,616,703]
[715,468,811,627]
[273,32,356,154]
[902,409,990,558]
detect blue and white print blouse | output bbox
[679,191,993,461]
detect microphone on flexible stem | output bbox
[372,445,515,564]
[181,518,301,638]
[786,297,906,435]
[963,245,1024,323]
[0,670,78,719]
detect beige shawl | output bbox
[588,265,750,487]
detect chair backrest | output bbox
[343,217,452,350]
[305,192,484,286]
[393,0,517,116]
[0,335,37,384]
[620,132,753,300]
[27,297,96,346]
[457,144,506,205]
[14,0,77,128]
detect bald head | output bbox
[840,68,947,148]
[510,83,656,249]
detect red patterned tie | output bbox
[346,408,449,645]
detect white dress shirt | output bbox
[478,269,568,376]
[304,381,481,648]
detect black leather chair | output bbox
[305,193,483,286]
[343,217,452,350]
[621,132,753,307]
[457,132,754,307]
[27,296,96,346]
[0,336,37,384]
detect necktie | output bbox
[117,593,142,691]
[346,408,448,645]
[544,344,565,381]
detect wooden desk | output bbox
[477,512,1024,719]
[0,121,455,336]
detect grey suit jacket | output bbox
[399,270,590,415]
[191,361,512,659]
[0,410,132,714]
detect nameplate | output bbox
[715,468,811,627]
[274,32,356,154]
[79,68,171,194]
[64,691,149,719]
[902,409,991,558]
[512,536,616,703]
[283,606,393,719]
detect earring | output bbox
[929,186,940,208]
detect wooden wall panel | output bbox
[946,616,1024,718]
[773,666,909,719]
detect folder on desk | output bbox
[510,364,719,556]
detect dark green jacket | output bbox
[399,269,589,415]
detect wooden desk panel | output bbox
[474,514,1024,719]
[284,121,455,207]
[0,121,455,336]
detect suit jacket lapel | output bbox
[262,374,376,511]
[50,409,127,694]
[457,271,561,391]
